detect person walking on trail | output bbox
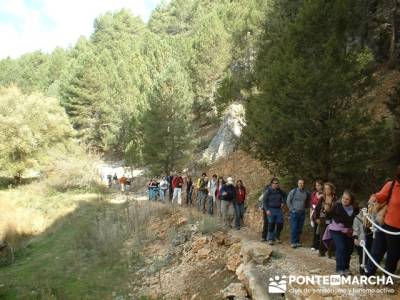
[220,177,236,229]
[234,180,247,230]
[119,174,128,192]
[367,165,400,275]
[207,174,218,215]
[172,173,184,205]
[186,176,194,206]
[216,177,225,218]
[287,179,311,248]
[310,180,324,251]
[353,202,373,275]
[324,191,359,276]
[107,174,112,188]
[113,173,118,189]
[263,178,287,245]
[167,174,174,201]
[148,178,158,201]
[314,182,337,257]
[159,176,170,202]
[197,173,209,213]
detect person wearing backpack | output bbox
[368,165,400,275]
[287,179,311,248]
[159,176,170,203]
[263,178,287,244]
[197,173,209,213]
[220,177,236,229]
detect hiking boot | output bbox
[311,247,317,251]
[296,243,302,248]
[268,240,274,245]
[275,238,282,244]
[344,269,352,276]
[291,244,297,248]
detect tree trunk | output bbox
[389,0,399,68]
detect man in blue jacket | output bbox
[263,178,287,245]
[287,179,311,248]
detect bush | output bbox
[198,215,222,234]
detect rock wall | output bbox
[202,103,245,163]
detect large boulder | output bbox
[241,241,272,265]
[221,282,248,299]
[226,242,242,272]
[236,264,270,300]
[202,103,245,163]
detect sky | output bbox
[0,0,162,59]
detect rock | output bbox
[212,231,227,245]
[176,217,188,226]
[197,248,211,259]
[226,243,242,272]
[172,234,187,247]
[221,282,248,299]
[192,236,209,253]
[202,103,245,163]
[241,241,272,265]
[224,234,241,246]
[236,264,270,300]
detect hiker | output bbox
[353,203,373,274]
[107,174,112,188]
[186,176,194,206]
[234,179,247,230]
[119,174,127,192]
[287,179,311,248]
[113,173,118,189]
[324,190,359,276]
[310,180,324,250]
[148,178,158,201]
[216,177,225,218]
[314,182,337,257]
[263,178,287,244]
[197,173,209,213]
[159,176,170,202]
[368,165,400,275]
[172,173,184,205]
[220,177,236,229]
[167,173,174,201]
[207,174,218,214]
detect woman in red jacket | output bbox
[234,180,247,230]
[369,165,400,274]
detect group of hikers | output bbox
[147,165,400,277]
[260,166,400,277]
[106,173,131,192]
[147,173,247,230]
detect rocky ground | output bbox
[119,200,400,300]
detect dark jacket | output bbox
[220,184,236,201]
[314,195,337,221]
[262,186,286,210]
[327,202,359,229]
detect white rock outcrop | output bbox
[202,102,245,163]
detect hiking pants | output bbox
[221,200,234,228]
[332,231,353,272]
[267,207,284,241]
[207,195,214,214]
[172,188,182,205]
[290,210,305,244]
[384,224,400,274]
[198,191,208,212]
[233,202,245,229]
[366,229,387,275]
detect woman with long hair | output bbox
[315,182,337,257]
[310,179,324,250]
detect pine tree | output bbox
[141,58,194,174]
[244,0,390,190]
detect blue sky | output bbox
[0,0,162,59]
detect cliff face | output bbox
[202,103,245,164]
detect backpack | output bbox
[367,180,396,226]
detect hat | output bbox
[227,177,234,184]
